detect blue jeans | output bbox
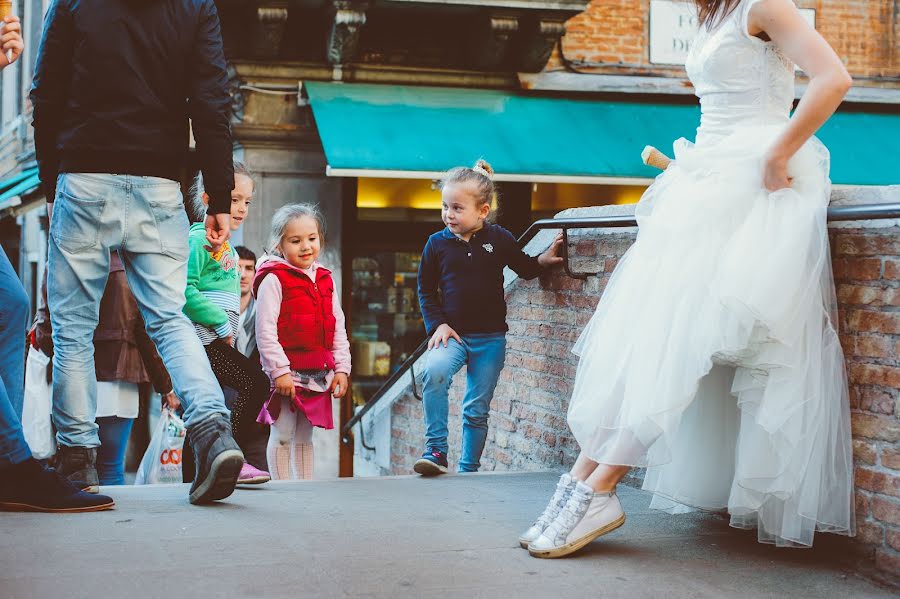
[48,173,228,448]
[0,247,31,468]
[422,333,506,472]
[96,416,134,485]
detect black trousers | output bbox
[182,340,271,480]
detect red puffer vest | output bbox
[253,261,336,371]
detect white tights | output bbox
[267,398,315,480]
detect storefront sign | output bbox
[649,0,816,66]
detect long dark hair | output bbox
[694,0,741,28]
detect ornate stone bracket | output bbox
[517,18,567,73]
[468,14,520,71]
[327,0,370,66]
[252,4,289,60]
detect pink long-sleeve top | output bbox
[254,257,351,384]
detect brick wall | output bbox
[832,227,900,581]
[387,213,900,584]
[553,0,899,82]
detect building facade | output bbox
[0,0,897,478]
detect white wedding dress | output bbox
[566,0,855,547]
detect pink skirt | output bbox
[257,387,334,429]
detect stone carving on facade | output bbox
[518,18,567,73]
[327,0,369,66]
[253,5,289,60]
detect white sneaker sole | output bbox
[528,513,626,559]
[413,458,448,476]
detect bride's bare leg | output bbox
[585,463,631,494]
[569,452,600,481]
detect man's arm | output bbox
[30,0,74,204]
[188,0,234,216]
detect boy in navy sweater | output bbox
[414,160,562,475]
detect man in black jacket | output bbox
[31,0,244,505]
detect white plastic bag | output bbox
[135,407,186,485]
[21,346,55,460]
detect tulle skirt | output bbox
[567,123,856,547]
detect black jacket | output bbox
[417,224,544,336]
[30,0,234,214]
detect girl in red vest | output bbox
[254,204,351,479]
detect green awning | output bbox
[305,82,899,186]
[0,167,41,212]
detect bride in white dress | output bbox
[521,0,855,559]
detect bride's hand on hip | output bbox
[763,151,793,192]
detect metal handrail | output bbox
[341,201,900,447]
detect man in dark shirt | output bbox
[30,0,243,505]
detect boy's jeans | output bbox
[0,247,31,468]
[48,173,228,448]
[422,333,506,472]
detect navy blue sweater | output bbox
[417,224,544,336]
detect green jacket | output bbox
[183,222,240,338]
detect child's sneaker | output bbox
[528,481,625,559]
[518,472,577,548]
[237,463,270,485]
[413,447,449,476]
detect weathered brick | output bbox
[847,310,900,335]
[852,413,900,442]
[884,259,900,281]
[857,386,897,415]
[883,447,900,471]
[837,284,900,308]
[834,234,900,257]
[853,439,878,465]
[874,548,900,578]
[857,491,872,517]
[856,467,900,498]
[873,496,900,526]
[854,335,897,360]
[857,519,886,545]
[848,364,900,389]
[887,528,900,552]
[832,257,882,281]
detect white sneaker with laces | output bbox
[528,481,625,558]
[518,473,577,548]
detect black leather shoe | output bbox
[0,459,114,513]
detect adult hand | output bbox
[30,322,54,357]
[204,213,231,253]
[330,372,349,399]
[538,232,565,267]
[763,150,793,192]
[428,323,461,350]
[162,391,181,411]
[220,335,234,348]
[274,373,294,398]
[0,17,24,68]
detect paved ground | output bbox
[1,472,893,599]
